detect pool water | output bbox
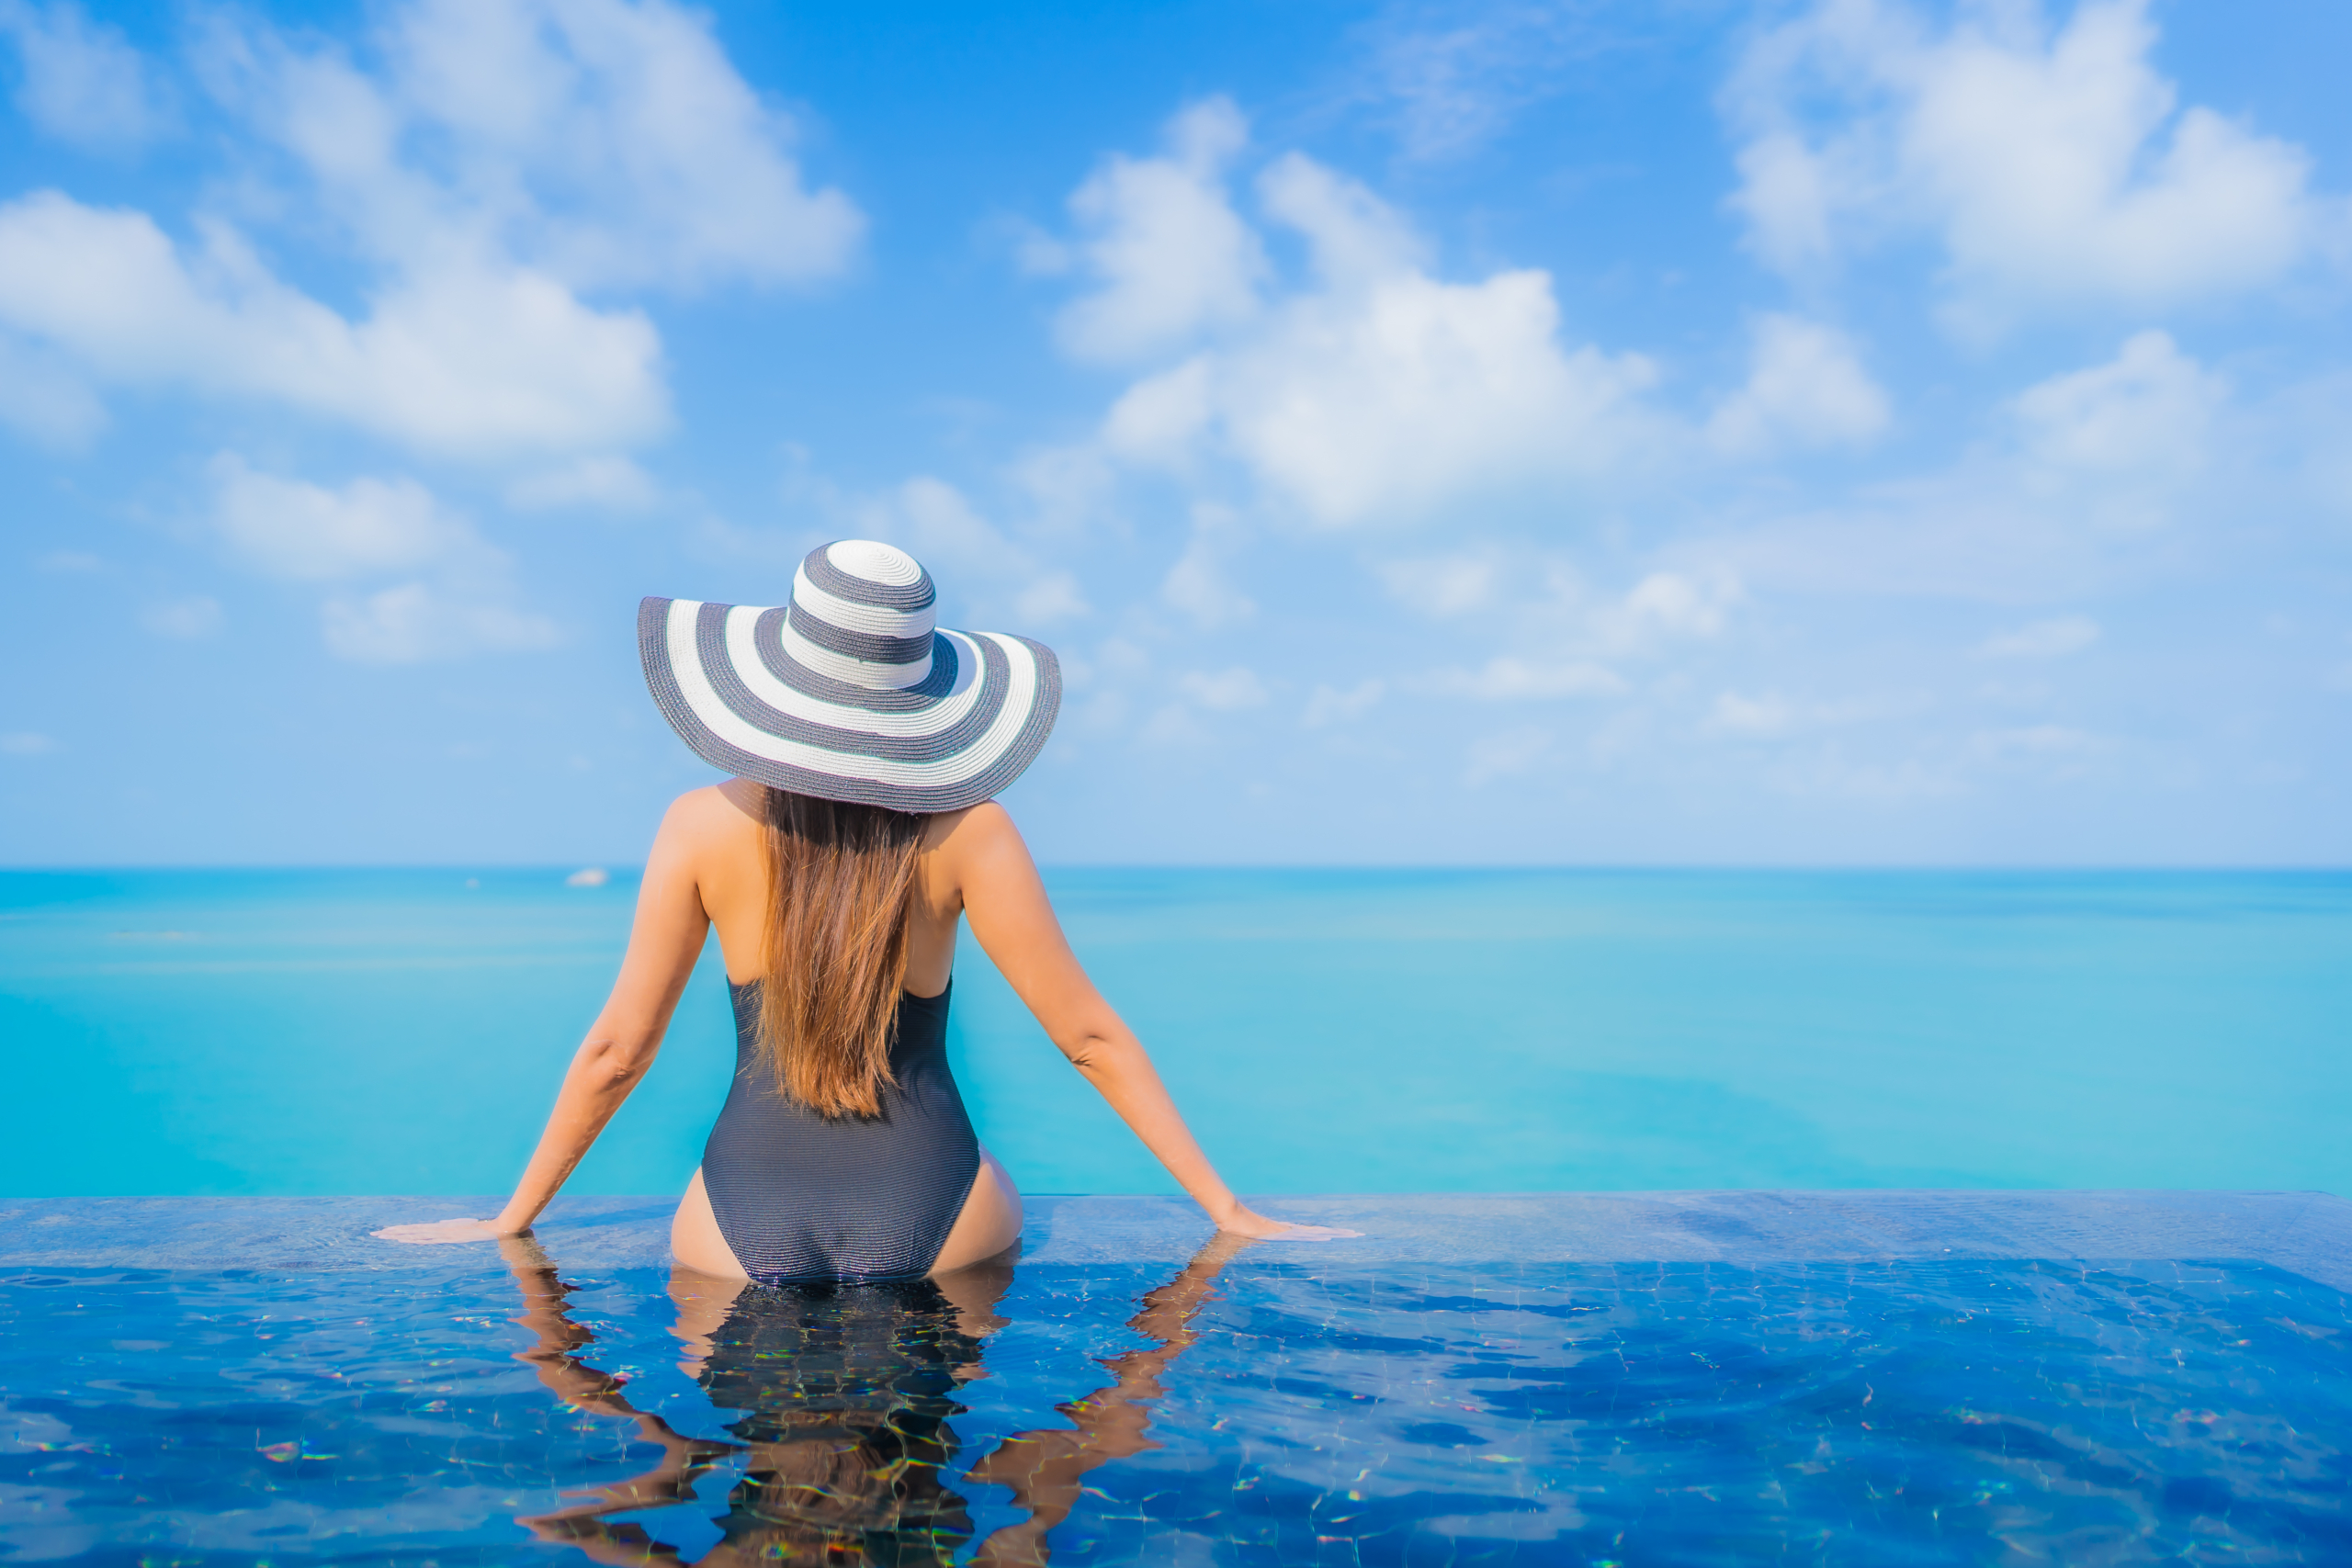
[5,1194,2348,1563]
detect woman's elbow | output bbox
[1060,1031,1137,1075]
[575,1034,657,1091]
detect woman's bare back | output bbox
[684,778,968,998]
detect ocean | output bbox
[1,867,2346,1201]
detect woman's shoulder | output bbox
[924,800,1016,852]
[654,782,764,851]
[925,803,1044,896]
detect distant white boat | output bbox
[565,867,610,887]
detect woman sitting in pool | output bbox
[380,540,1343,1280]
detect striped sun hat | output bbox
[639,540,1060,813]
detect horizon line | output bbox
[4,861,2349,875]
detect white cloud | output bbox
[1968,722,2104,770]
[1464,724,1549,785]
[1598,570,1741,651]
[2011,330,2224,477]
[1349,1,1623,163]
[0,0,169,152]
[0,329,102,446]
[212,456,476,581]
[1979,615,2100,659]
[853,476,1092,627]
[1176,666,1270,711]
[1756,749,1966,803]
[503,455,660,512]
[1378,550,1497,615]
[1390,557,1736,650]
[1133,663,1270,749]
[0,731,60,755]
[1160,504,1254,628]
[209,456,556,662]
[1014,573,1090,626]
[1102,355,1215,468]
[1706,689,1894,739]
[1688,333,2249,602]
[1259,152,1426,285]
[1204,266,1655,526]
[1304,678,1385,728]
[1695,485,2058,604]
[1710,689,1796,738]
[1057,114,1658,526]
[1008,441,1121,540]
[0,0,859,459]
[140,595,223,639]
[1424,657,1624,702]
[1726,0,2326,322]
[210,0,862,294]
[1707,313,1890,456]
[1136,703,1206,749]
[0,193,668,457]
[1050,97,1264,363]
[884,475,1005,568]
[1730,129,1838,276]
[320,581,559,664]
[1380,559,1731,732]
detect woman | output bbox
[380,540,1342,1280]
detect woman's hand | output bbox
[372,1217,510,1245]
[1213,1205,1362,1242]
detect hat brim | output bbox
[640,596,1060,813]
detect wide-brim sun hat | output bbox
[640,540,1060,813]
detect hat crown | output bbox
[639,535,1062,812]
[786,541,939,692]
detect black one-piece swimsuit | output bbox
[700,979,983,1286]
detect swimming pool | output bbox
[5,1191,2347,1562]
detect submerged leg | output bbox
[931,1144,1025,1277]
[669,1167,752,1281]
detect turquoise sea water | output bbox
[3,868,2345,1201]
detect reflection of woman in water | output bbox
[494,1231,1259,1565]
[380,539,1344,1275]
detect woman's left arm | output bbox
[376,797,714,1245]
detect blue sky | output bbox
[1,0,2347,865]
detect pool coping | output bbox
[2,1190,2346,1291]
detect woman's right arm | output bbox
[375,793,717,1246]
[950,804,1347,1241]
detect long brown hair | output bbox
[756,787,929,1119]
